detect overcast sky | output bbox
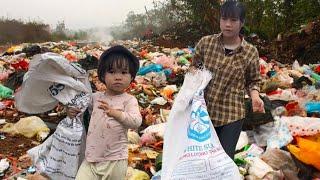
[0,0,156,30]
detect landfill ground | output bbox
[0,19,320,180]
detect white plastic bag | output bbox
[162,69,241,180]
[14,53,92,179]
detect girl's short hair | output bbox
[98,45,140,84]
[220,0,246,23]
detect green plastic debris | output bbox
[184,54,193,59]
[155,153,162,171]
[0,84,13,99]
[234,158,247,166]
[178,56,189,65]
[243,144,251,151]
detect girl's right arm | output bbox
[98,97,142,129]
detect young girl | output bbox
[73,45,142,180]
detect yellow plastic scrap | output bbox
[0,116,50,141]
[287,136,320,170]
[127,167,150,180]
[6,45,23,53]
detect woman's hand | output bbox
[252,96,265,113]
[250,90,265,113]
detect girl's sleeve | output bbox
[117,96,142,129]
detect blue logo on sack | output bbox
[187,91,211,142]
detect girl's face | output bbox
[220,16,243,38]
[104,63,132,95]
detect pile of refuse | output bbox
[0,39,319,179]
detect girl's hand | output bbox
[98,100,112,115]
[98,100,122,119]
[252,96,265,113]
[66,106,81,118]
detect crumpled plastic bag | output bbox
[267,88,297,101]
[236,131,249,150]
[0,84,13,99]
[261,148,299,180]
[0,158,10,174]
[126,167,150,180]
[245,157,274,178]
[0,116,49,141]
[150,97,167,105]
[141,123,166,139]
[128,129,140,144]
[281,116,320,136]
[139,123,166,146]
[11,59,29,71]
[287,136,320,170]
[267,117,293,149]
[154,55,175,69]
[160,85,178,100]
[284,101,307,117]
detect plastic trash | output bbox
[0,116,50,141]
[151,170,161,180]
[267,117,293,149]
[154,56,175,69]
[11,59,29,71]
[138,64,163,75]
[140,132,157,146]
[236,131,249,151]
[0,71,10,82]
[260,148,299,180]
[160,85,178,100]
[178,56,189,65]
[251,122,280,147]
[302,65,320,81]
[27,166,36,174]
[0,159,9,174]
[127,167,150,180]
[245,157,274,179]
[281,116,320,136]
[305,101,320,113]
[163,69,173,77]
[0,119,6,125]
[292,60,300,71]
[0,84,13,99]
[287,136,320,170]
[128,129,140,144]
[150,97,167,105]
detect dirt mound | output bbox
[270,17,320,64]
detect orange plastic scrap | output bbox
[287,136,320,170]
[160,88,175,100]
[64,53,77,62]
[139,49,148,59]
[305,133,320,142]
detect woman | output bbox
[191,0,265,158]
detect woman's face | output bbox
[220,16,243,38]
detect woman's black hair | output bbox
[220,0,246,23]
[98,45,140,84]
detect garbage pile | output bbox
[0,39,319,179]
